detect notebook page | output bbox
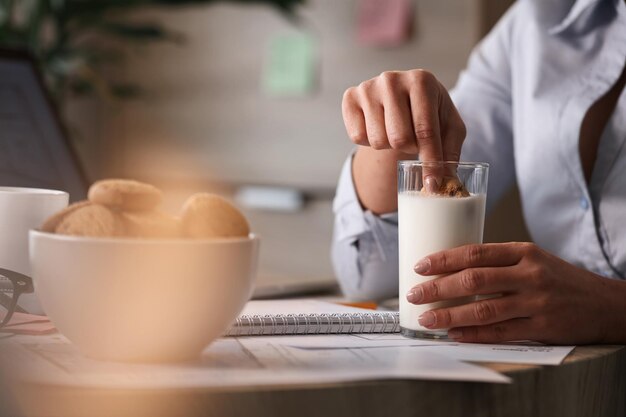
[239,299,379,316]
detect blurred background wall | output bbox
[64,0,527,286]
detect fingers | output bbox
[344,73,414,152]
[407,71,443,161]
[416,295,532,331]
[447,318,535,343]
[407,71,443,190]
[359,84,390,150]
[342,88,367,146]
[380,73,419,154]
[416,243,528,275]
[440,94,466,163]
[342,70,455,165]
[407,266,521,305]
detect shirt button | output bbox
[579,196,589,210]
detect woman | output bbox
[331,0,626,345]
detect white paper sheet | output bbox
[0,333,509,388]
[271,334,575,366]
[429,343,574,365]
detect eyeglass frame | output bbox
[0,268,34,329]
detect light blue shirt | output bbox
[331,0,626,300]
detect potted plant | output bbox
[0,0,304,102]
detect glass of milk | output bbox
[397,161,489,339]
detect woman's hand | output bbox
[342,69,466,213]
[406,242,625,344]
[342,69,466,164]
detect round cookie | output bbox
[121,210,181,239]
[422,176,470,198]
[88,179,162,211]
[180,193,249,239]
[438,177,470,197]
[41,200,91,233]
[56,204,125,237]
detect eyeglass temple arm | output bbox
[0,268,34,326]
[0,293,21,327]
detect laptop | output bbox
[0,49,88,200]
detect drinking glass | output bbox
[398,161,489,339]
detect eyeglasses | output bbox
[0,268,34,329]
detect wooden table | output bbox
[8,345,626,417]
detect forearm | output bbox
[352,147,416,215]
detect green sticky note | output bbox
[262,34,316,96]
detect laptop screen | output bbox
[0,50,88,201]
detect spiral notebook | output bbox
[225,299,400,336]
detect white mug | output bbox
[0,187,68,314]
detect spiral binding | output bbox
[225,312,400,337]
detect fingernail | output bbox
[406,287,423,304]
[418,312,436,327]
[424,176,440,193]
[448,329,463,339]
[414,258,430,274]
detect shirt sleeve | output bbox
[331,152,399,301]
[331,4,520,301]
[452,3,518,212]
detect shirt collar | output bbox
[548,0,605,34]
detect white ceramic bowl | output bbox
[29,231,259,362]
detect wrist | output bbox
[352,148,417,215]
[596,276,626,344]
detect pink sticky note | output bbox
[357,0,413,47]
[1,312,56,335]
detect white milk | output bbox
[398,191,486,333]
